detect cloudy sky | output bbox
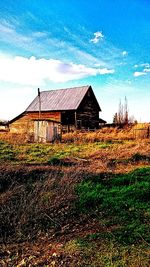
[0,0,150,122]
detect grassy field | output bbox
[0,131,150,266]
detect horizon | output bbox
[0,0,150,123]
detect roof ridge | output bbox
[40,85,90,93]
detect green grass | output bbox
[0,141,114,164]
[63,236,150,267]
[0,141,16,161]
[76,167,150,244]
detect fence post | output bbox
[147,127,150,138]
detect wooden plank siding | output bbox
[34,120,61,143]
[60,87,100,131]
[9,112,61,134]
[76,88,100,129]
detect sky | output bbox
[0,0,150,122]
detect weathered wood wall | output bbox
[9,112,61,135]
[34,120,61,143]
[77,89,99,129]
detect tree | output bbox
[113,112,118,124]
[118,99,124,124]
[124,96,129,125]
[113,97,131,125]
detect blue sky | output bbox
[0,0,150,122]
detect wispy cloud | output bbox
[0,19,52,56]
[0,18,133,82]
[144,68,150,73]
[134,63,150,68]
[90,31,104,44]
[0,20,34,49]
[133,62,150,77]
[0,18,127,73]
[0,54,114,85]
[0,20,109,67]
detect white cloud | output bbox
[0,19,124,72]
[141,63,150,68]
[0,54,114,85]
[90,31,104,44]
[122,51,128,56]
[98,68,114,75]
[133,63,150,76]
[134,63,150,68]
[133,71,146,77]
[144,68,150,73]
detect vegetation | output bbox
[0,130,150,266]
[76,167,150,244]
[113,97,136,125]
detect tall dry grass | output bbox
[63,126,133,143]
[0,132,30,144]
[63,124,150,143]
[0,123,150,144]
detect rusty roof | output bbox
[26,85,100,112]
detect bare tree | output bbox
[113,97,133,126]
[124,96,129,125]
[118,99,124,124]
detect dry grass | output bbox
[0,132,28,144]
[63,124,150,143]
[0,123,150,144]
[0,126,150,266]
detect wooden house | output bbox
[9,85,103,141]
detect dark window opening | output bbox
[77,120,82,129]
[61,111,75,125]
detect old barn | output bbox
[9,85,103,141]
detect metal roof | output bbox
[26,85,95,112]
